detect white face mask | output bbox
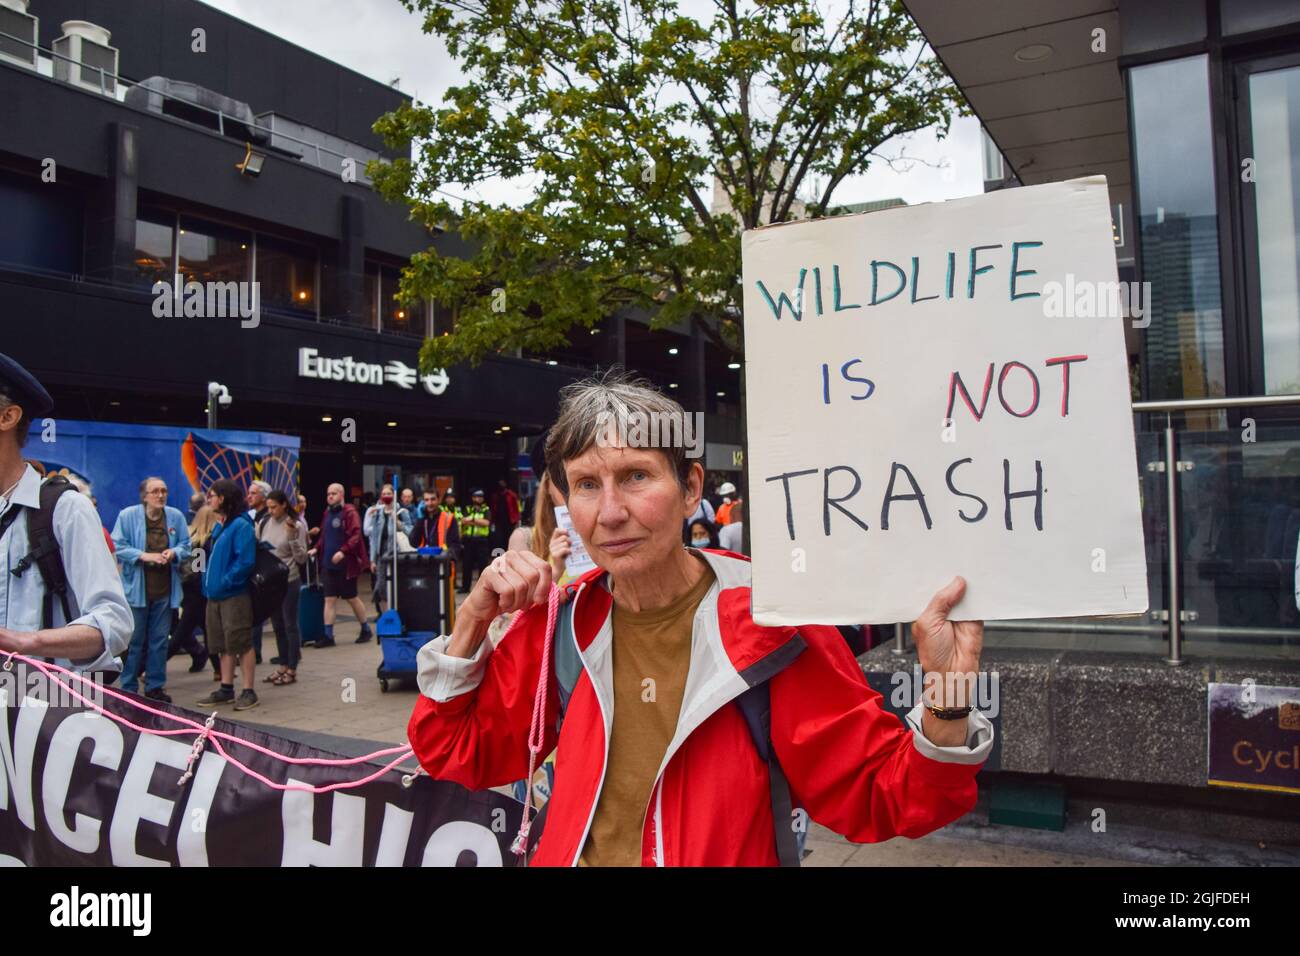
[691,537,710,547]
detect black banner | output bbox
[0,665,523,866]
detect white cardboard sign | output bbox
[741,177,1148,625]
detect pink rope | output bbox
[1,652,417,794]
[4,582,564,806]
[510,585,561,862]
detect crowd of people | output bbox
[105,475,527,708]
[108,476,313,710]
[684,479,745,555]
[0,347,748,723]
[0,339,749,718]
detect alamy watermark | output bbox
[890,664,999,717]
[594,409,705,459]
[49,886,151,935]
[0,664,106,713]
[151,275,260,328]
[1040,273,1152,329]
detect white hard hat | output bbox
[717,482,737,496]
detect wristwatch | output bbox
[924,702,973,721]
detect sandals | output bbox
[263,667,289,684]
[270,669,297,686]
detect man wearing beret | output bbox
[0,353,132,677]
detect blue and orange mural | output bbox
[24,420,301,530]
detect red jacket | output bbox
[491,488,520,526]
[408,549,993,866]
[315,504,368,579]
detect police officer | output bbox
[456,488,492,593]
[0,354,132,677]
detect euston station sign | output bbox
[297,347,449,395]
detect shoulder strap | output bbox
[552,595,581,723]
[736,682,801,867]
[0,502,22,542]
[14,475,76,630]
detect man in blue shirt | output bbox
[112,477,191,702]
[0,353,132,677]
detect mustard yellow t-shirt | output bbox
[578,558,714,867]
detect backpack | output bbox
[523,589,805,867]
[4,474,77,632]
[248,522,290,626]
[179,536,209,586]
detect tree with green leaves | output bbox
[371,0,964,371]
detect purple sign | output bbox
[1207,682,1300,795]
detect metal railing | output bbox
[0,29,374,177]
[891,393,1300,664]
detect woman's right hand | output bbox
[448,550,553,657]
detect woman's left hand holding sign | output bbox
[910,575,984,746]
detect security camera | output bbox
[207,381,232,407]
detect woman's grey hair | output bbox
[545,369,693,496]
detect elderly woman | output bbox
[408,372,994,867]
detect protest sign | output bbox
[0,666,522,866]
[554,504,597,577]
[742,176,1148,624]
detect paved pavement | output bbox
[156,587,1290,868]
[162,593,418,744]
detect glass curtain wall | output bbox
[1128,55,1228,425]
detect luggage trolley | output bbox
[376,508,457,691]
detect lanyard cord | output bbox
[509,584,561,863]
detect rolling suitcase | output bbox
[298,559,326,646]
[377,550,456,692]
[392,551,456,634]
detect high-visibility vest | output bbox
[458,504,490,537]
[435,509,453,548]
[716,500,736,525]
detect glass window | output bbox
[378,265,424,337]
[178,216,250,286]
[1128,55,1227,417]
[365,267,379,330]
[317,257,338,320]
[0,176,83,277]
[1245,63,1300,394]
[432,299,455,337]
[133,213,174,287]
[258,235,317,318]
[1175,423,1300,656]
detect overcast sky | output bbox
[200,0,985,209]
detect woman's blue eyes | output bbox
[576,472,647,490]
